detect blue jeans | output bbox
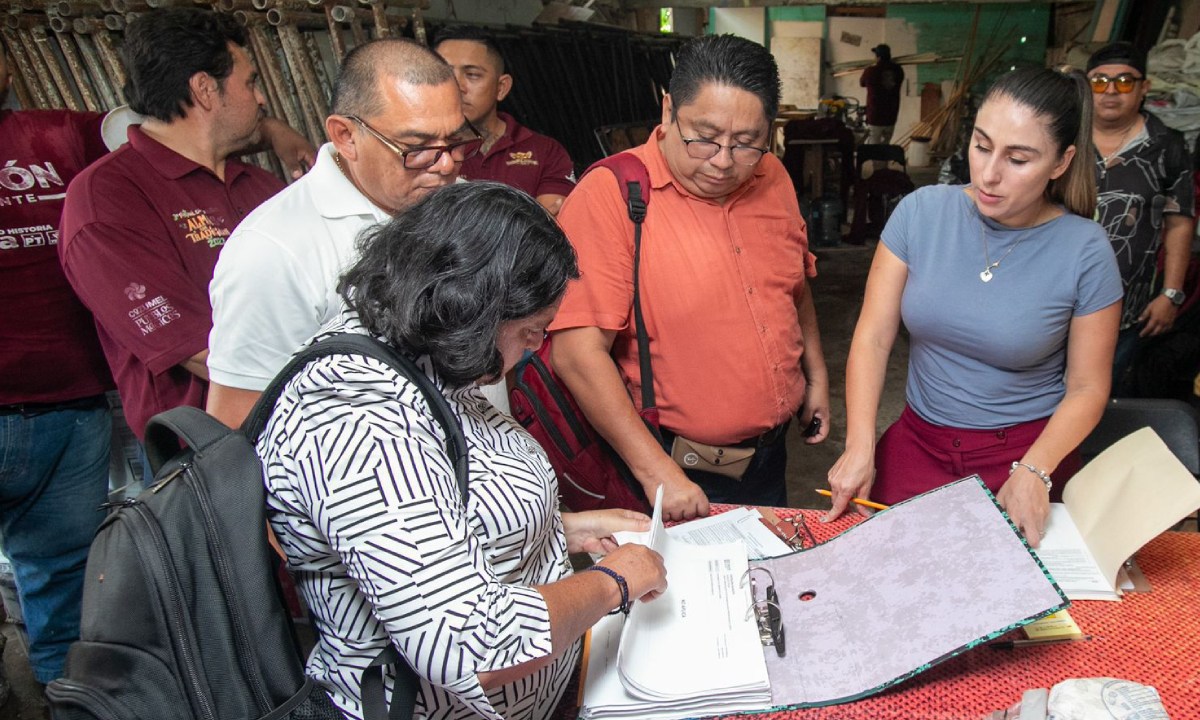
[0,404,111,683]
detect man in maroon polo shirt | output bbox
[59,8,284,441]
[435,26,575,215]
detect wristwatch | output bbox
[1162,288,1186,307]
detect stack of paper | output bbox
[1034,427,1200,600]
[580,489,771,720]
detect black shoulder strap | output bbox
[582,153,656,417]
[241,332,469,502]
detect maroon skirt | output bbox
[871,405,1080,506]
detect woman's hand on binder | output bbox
[562,509,651,555]
[823,448,876,522]
[996,468,1051,549]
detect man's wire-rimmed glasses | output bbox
[673,118,769,166]
[347,114,483,169]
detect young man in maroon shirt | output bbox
[59,8,287,442]
[435,26,575,215]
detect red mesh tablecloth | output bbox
[715,506,1200,720]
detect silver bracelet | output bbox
[1010,461,1052,492]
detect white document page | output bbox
[1034,504,1119,601]
[662,507,792,559]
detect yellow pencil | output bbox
[815,488,889,511]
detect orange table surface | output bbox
[711,505,1200,720]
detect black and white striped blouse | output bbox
[258,319,578,720]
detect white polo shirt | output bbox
[209,144,511,413]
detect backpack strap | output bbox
[581,153,658,428]
[242,332,468,502]
[144,406,237,474]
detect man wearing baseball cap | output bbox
[860,43,904,144]
[1086,42,1195,394]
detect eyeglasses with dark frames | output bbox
[1088,73,1143,95]
[347,115,483,169]
[673,118,769,166]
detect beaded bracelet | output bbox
[586,565,631,616]
[1010,461,1052,492]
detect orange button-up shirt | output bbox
[551,129,817,445]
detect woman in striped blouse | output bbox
[257,182,667,720]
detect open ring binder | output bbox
[741,567,786,657]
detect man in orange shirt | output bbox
[550,34,829,521]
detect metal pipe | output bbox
[74,32,120,108]
[90,26,128,102]
[1,27,52,108]
[4,14,45,30]
[72,17,102,33]
[328,4,371,24]
[258,0,310,10]
[246,25,299,134]
[54,29,103,111]
[275,22,325,143]
[30,27,80,109]
[346,12,366,46]
[369,1,388,39]
[103,13,124,30]
[265,8,327,29]
[323,5,345,67]
[55,1,104,17]
[47,15,72,33]
[232,9,262,26]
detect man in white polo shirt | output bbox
[207,38,487,427]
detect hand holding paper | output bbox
[563,509,652,555]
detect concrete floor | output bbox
[785,243,909,510]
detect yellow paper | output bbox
[1023,610,1082,640]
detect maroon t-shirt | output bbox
[59,126,284,438]
[459,112,576,198]
[0,108,114,405]
[860,60,905,127]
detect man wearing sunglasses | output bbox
[1087,42,1195,395]
[207,39,485,427]
[549,35,830,521]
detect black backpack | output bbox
[46,333,468,720]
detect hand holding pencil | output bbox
[816,489,888,512]
[823,447,879,522]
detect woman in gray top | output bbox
[826,67,1122,546]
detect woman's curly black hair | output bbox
[339,182,579,388]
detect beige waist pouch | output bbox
[670,436,756,480]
